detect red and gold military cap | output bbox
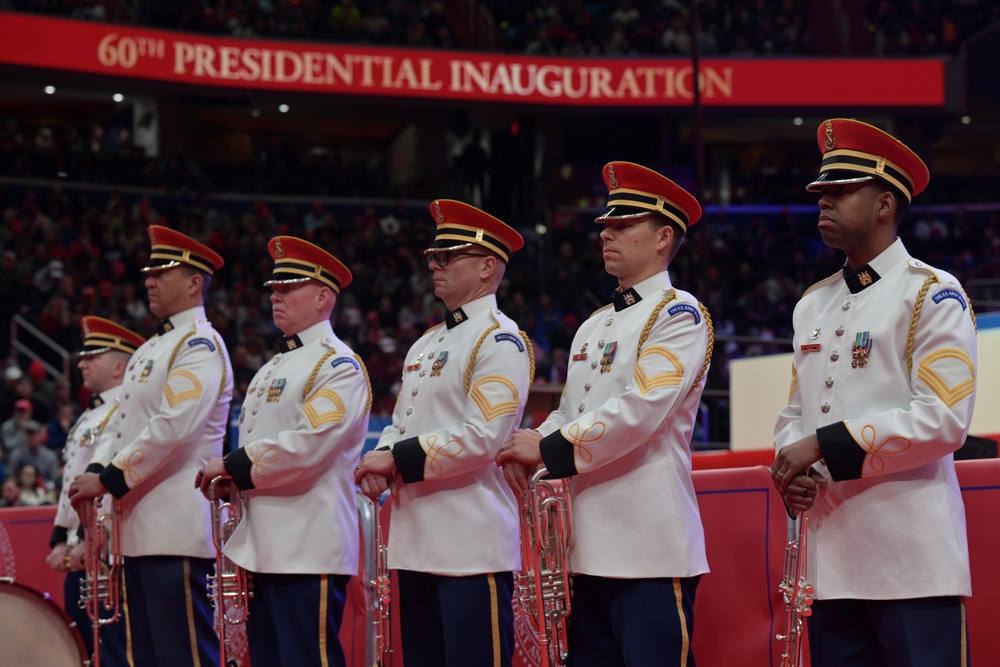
[79,316,145,357]
[265,236,353,293]
[597,161,702,232]
[806,118,929,203]
[142,225,224,275]
[425,199,524,263]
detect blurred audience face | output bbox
[1,478,21,505]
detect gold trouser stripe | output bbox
[123,566,135,666]
[182,558,202,667]
[319,575,330,667]
[487,574,501,667]
[672,578,691,666]
[960,597,968,667]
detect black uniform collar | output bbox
[156,319,174,336]
[612,286,643,311]
[445,307,468,329]
[278,334,304,353]
[87,395,104,410]
[842,264,882,294]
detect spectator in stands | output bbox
[1,397,34,456]
[0,475,23,507]
[9,421,60,486]
[356,199,531,667]
[497,162,711,667]
[46,402,78,455]
[772,118,975,667]
[0,363,23,419]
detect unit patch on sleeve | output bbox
[493,332,525,352]
[932,289,968,310]
[331,357,361,371]
[667,303,701,324]
[187,337,218,352]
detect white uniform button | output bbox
[597,339,605,348]
[584,382,591,391]
[820,402,831,413]
[412,389,418,397]
[419,371,426,377]
[591,361,598,369]
[842,301,852,311]
[406,407,413,415]
[247,426,253,433]
[835,325,845,336]
[825,377,834,388]
[830,350,840,361]
[578,404,585,413]
[438,336,445,342]
[605,318,613,326]
[399,427,406,435]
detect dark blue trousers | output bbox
[123,555,219,667]
[246,572,349,667]
[397,569,515,667]
[566,574,700,667]
[809,596,969,667]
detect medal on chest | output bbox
[851,331,872,368]
[138,359,154,383]
[430,351,449,377]
[599,341,618,374]
[266,378,287,403]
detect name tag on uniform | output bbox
[800,344,821,353]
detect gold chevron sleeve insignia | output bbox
[470,374,521,422]
[303,388,346,429]
[164,370,204,407]
[917,348,975,409]
[633,345,684,395]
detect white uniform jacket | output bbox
[537,272,711,579]
[223,320,370,576]
[91,306,233,559]
[379,294,531,575]
[51,388,121,549]
[774,239,976,600]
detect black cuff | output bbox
[84,463,105,474]
[817,421,866,481]
[50,525,69,548]
[393,437,427,483]
[225,448,256,491]
[539,430,579,479]
[99,464,130,499]
[76,525,86,542]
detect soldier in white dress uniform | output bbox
[355,199,532,667]
[47,316,143,665]
[198,236,371,667]
[497,162,713,667]
[770,119,977,667]
[70,225,233,667]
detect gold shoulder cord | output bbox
[465,324,500,395]
[636,291,714,397]
[354,354,374,416]
[691,302,715,396]
[95,404,119,438]
[303,350,337,400]
[167,331,196,370]
[519,330,537,384]
[905,275,978,376]
[212,333,228,400]
[905,276,939,376]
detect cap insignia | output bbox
[608,164,619,189]
[875,156,886,175]
[475,228,484,242]
[824,120,836,151]
[274,238,285,258]
[432,201,445,224]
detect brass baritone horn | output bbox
[206,476,251,667]
[777,513,813,667]
[79,498,123,667]
[517,467,573,667]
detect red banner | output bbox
[0,12,946,107]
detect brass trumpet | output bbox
[777,513,813,667]
[79,497,122,667]
[516,467,573,667]
[206,476,251,667]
